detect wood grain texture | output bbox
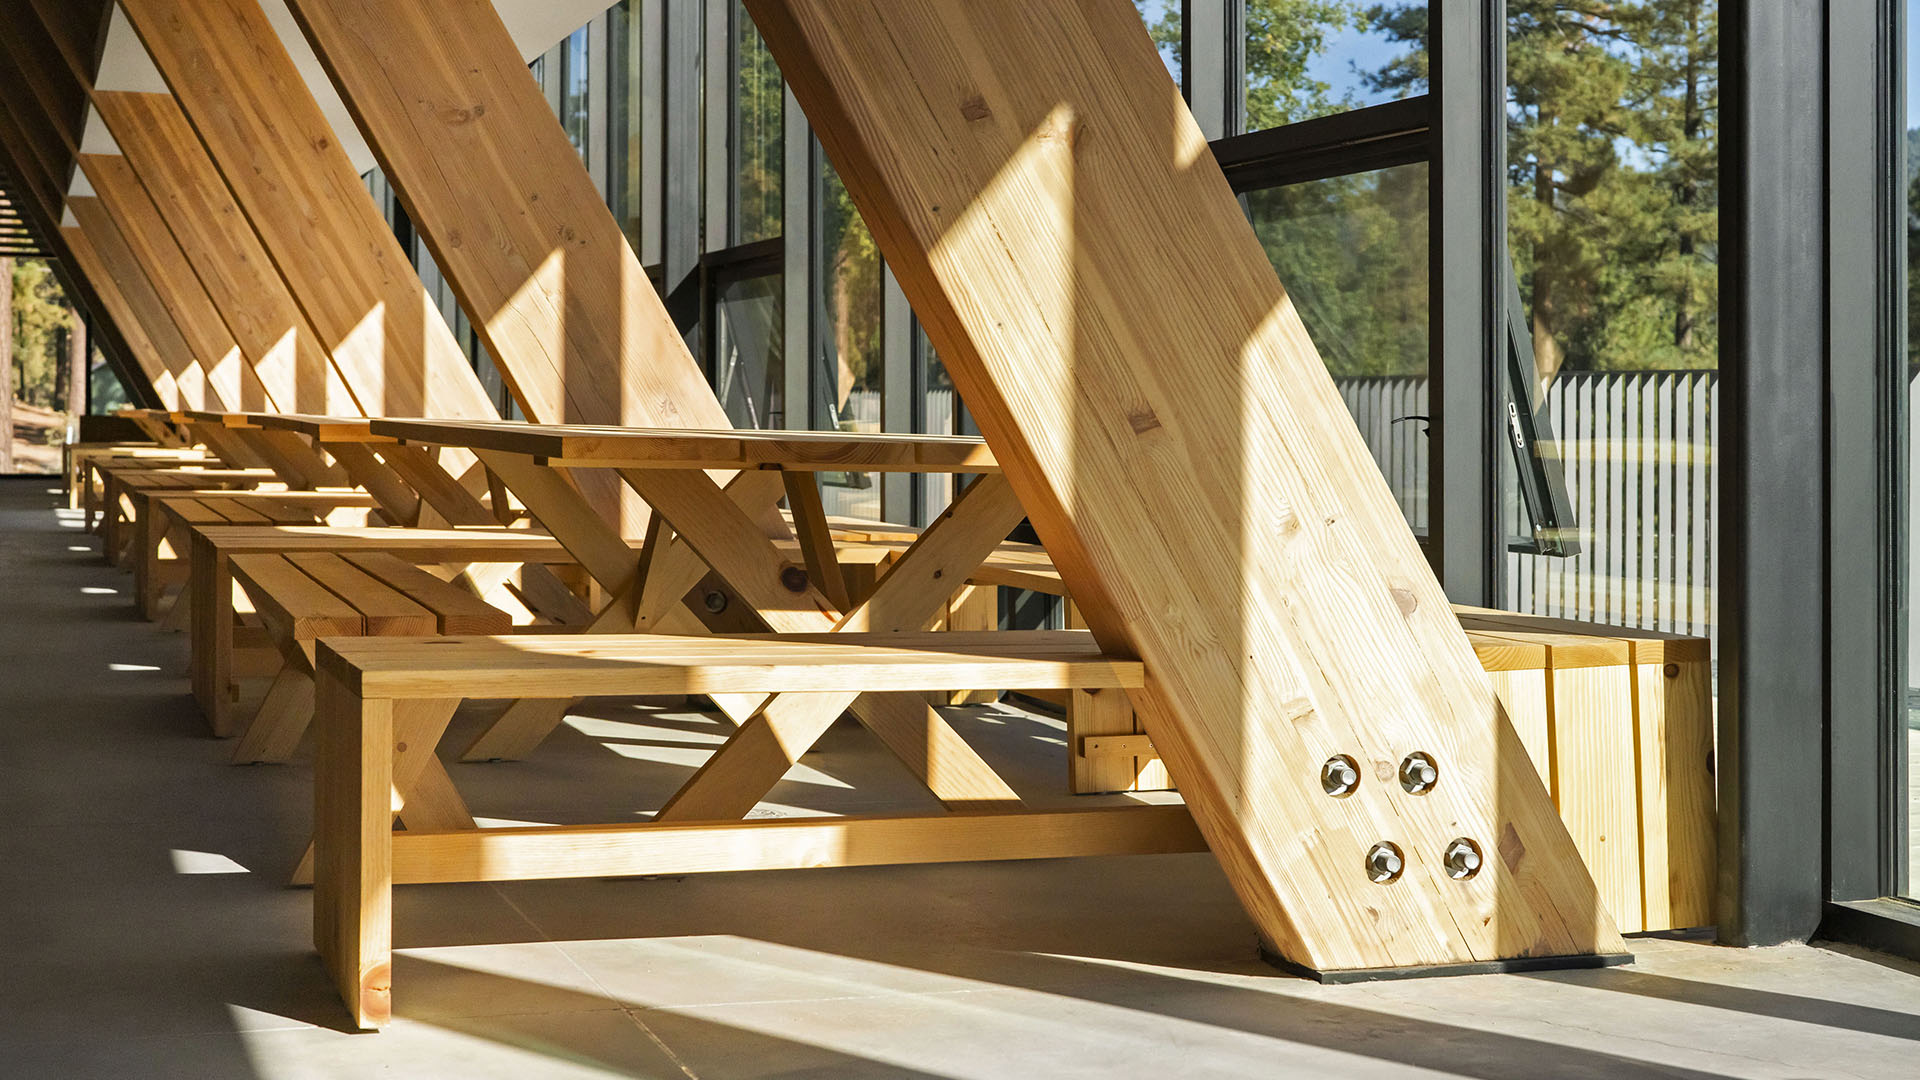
[1634,657,1716,931]
[93,92,359,416]
[388,805,1206,885]
[750,0,1621,970]
[283,0,728,534]
[342,553,513,636]
[66,200,212,409]
[317,629,1142,701]
[78,154,272,412]
[373,419,995,473]
[313,667,393,1029]
[117,0,498,422]
[58,226,180,408]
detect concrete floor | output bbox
[3,478,1919,1080]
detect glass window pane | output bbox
[731,2,783,245]
[1501,1,1720,649]
[1135,0,1183,88]
[609,0,642,252]
[713,271,785,429]
[1245,163,1430,532]
[1905,0,1918,898]
[911,325,975,523]
[88,344,133,416]
[814,155,883,519]
[1241,1,1427,132]
[560,26,591,160]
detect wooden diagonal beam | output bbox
[116,0,499,422]
[60,225,178,408]
[67,197,215,410]
[749,0,1624,975]
[79,154,273,411]
[281,0,730,534]
[94,92,360,417]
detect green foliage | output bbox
[1364,0,1719,375]
[821,166,882,420]
[1250,165,1429,377]
[734,2,784,245]
[12,259,72,409]
[1244,1,1373,129]
[1908,127,1919,365]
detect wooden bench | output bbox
[309,629,1188,1029]
[187,525,583,737]
[227,552,512,764]
[137,490,382,621]
[1058,606,1716,935]
[96,466,275,565]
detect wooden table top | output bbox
[182,410,263,428]
[367,418,999,473]
[247,413,391,442]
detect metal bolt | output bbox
[1444,837,1483,880]
[1365,842,1404,884]
[1320,755,1359,797]
[702,590,729,614]
[780,565,810,593]
[1399,751,1439,795]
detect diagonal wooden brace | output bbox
[653,474,1029,820]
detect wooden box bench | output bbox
[1060,606,1716,934]
[188,525,580,737]
[138,490,382,620]
[310,629,1188,1029]
[227,552,512,764]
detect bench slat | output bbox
[231,554,363,638]
[198,526,575,563]
[163,498,227,526]
[342,552,511,635]
[286,553,437,635]
[318,629,1142,699]
[215,500,271,525]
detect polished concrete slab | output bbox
[2,477,1918,1079]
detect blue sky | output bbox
[1910,2,1919,123]
[1305,23,1408,109]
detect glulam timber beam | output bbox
[93,92,359,417]
[67,196,215,410]
[116,0,499,423]
[748,0,1625,976]
[282,0,731,533]
[60,225,179,409]
[79,154,273,411]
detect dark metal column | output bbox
[1430,0,1503,605]
[1718,0,1828,946]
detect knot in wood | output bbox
[1389,586,1418,615]
[959,95,991,122]
[780,565,810,593]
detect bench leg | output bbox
[458,697,573,762]
[137,509,173,620]
[294,699,469,886]
[314,669,394,1030]
[190,538,237,737]
[232,637,316,764]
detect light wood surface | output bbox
[57,226,180,408]
[78,153,272,413]
[117,0,499,423]
[317,630,1142,700]
[65,200,212,409]
[374,419,997,474]
[390,806,1205,886]
[283,0,731,534]
[93,92,359,417]
[752,0,1622,972]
